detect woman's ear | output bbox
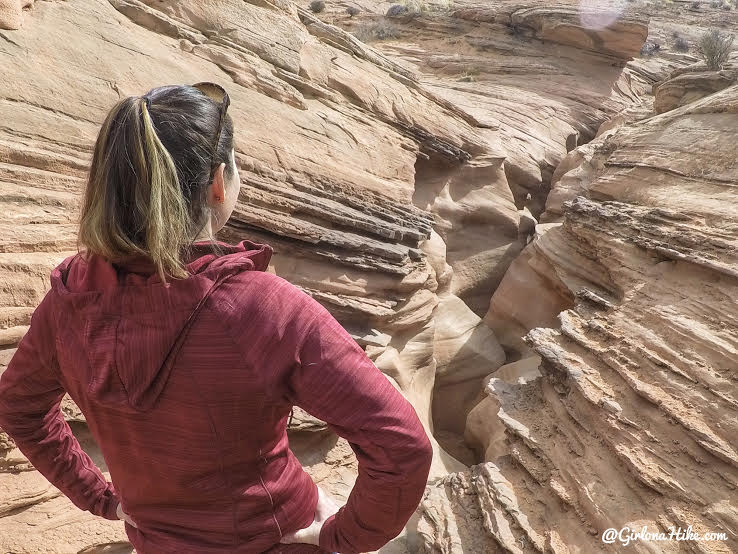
[210,162,227,204]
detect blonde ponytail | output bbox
[139,100,189,282]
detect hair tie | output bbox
[142,95,151,111]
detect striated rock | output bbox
[594,100,655,138]
[483,222,576,357]
[475,83,738,552]
[540,99,655,224]
[1,2,503,547]
[539,142,606,224]
[346,1,654,317]
[506,6,648,61]
[429,293,506,439]
[452,2,649,63]
[464,356,541,462]
[417,462,545,553]
[654,69,737,113]
[0,0,486,548]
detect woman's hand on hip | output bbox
[116,501,138,528]
[279,484,341,547]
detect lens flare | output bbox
[579,0,626,30]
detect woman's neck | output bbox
[193,219,214,243]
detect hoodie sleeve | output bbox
[284,291,434,554]
[0,292,120,521]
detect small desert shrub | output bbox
[509,23,524,36]
[457,67,480,82]
[690,1,701,9]
[386,4,409,16]
[353,20,400,42]
[698,28,734,69]
[640,41,661,56]
[402,0,428,13]
[674,36,690,51]
[346,6,360,17]
[431,0,455,10]
[309,0,325,13]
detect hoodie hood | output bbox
[50,239,273,411]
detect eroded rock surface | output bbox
[654,66,736,113]
[474,83,738,553]
[363,0,651,318]
[0,0,33,30]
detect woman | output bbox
[0,84,433,553]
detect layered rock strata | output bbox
[451,82,738,554]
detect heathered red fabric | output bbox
[0,239,433,553]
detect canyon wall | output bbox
[433,83,738,554]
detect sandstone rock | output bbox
[417,155,522,317]
[476,82,738,553]
[483,222,577,357]
[654,69,737,113]
[452,2,649,63]
[541,99,656,224]
[0,0,33,30]
[0,0,480,547]
[540,141,606,224]
[362,2,654,316]
[0,491,128,554]
[464,356,541,462]
[417,462,545,553]
[430,293,506,442]
[517,207,537,241]
[432,295,506,387]
[506,6,648,61]
[594,99,654,137]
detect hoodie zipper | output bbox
[258,447,283,539]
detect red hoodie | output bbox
[0,239,433,553]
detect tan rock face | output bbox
[473,83,738,552]
[418,462,553,553]
[0,0,32,30]
[365,1,651,324]
[506,5,648,60]
[654,68,737,113]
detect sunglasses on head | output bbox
[192,82,231,176]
